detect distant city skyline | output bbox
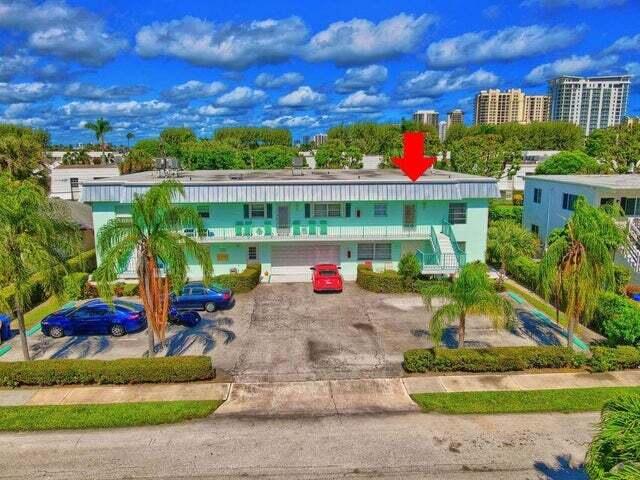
[0,0,638,144]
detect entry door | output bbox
[403,204,416,229]
[277,205,290,234]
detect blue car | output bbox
[171,282,234,313]
[41,299,147,338]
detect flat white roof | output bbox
[525,174,640,191]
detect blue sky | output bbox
[0,0,638,145]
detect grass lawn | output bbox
[0,400,221,431]
[412,387,640,414]
[505,281,568,327]
[17,296,65,330]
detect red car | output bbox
[311,264,343,293]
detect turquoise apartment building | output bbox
[81,169,499,282]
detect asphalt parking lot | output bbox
[2,283,566,381]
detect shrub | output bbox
[507,256,539,290]
[63,272,89,301]
[489,204,523,224]
[356,264,406,293]
[212,264,261,293]
[535,150,602,175]
[614,264,632,295]
[511,192,523,206]
[82,282,99,299]
[589,346,640,372]
[398,253,421,287]
[0,356,214,387]
[403,346,585,373]
[593,292,640,345]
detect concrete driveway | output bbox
[3,283,564,381]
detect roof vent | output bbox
[229,173,243,180]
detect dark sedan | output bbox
[41,299,147,338]
[171,283,234,312]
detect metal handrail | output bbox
[429,225,441,265]
[441,220,466,267]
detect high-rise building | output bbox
[413,110,439,128]
[624,116,640,127]
[438,121,448,142]
[524,95,551,123]
[549,75,631,135]
[474,89,550,125]
[447,109,464,126]
[312,133,328,145]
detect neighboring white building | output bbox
[312,133,328,145]
[549,75,631,135]
[498,150,560,197]
[413,110,439,128]
[50,164,120,200]
[523,174,640,279]
[47,150,124,164]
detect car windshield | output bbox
[114,300,144,312]
[319,270,338,277]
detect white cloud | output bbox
[522,0,626,8]
[0,0,127,66]
[215,87,266,107]
[399,69,499,98]
[64,82,147,100]
[427,25,584,68]
[0,53,36,81]
[398,97,433,107]
[277,86,325,107]
[525,54,619,84]
[161,80,226,102]
[262,115,318,128]
[0,82,57,103]
[304,13,436,65]
[61,100,171,117]
[255,72,304,89]
[135,16,307,69]
[334,65,388,93]
[197,105,232,116]
[606,33,640,53]
[624,62,640,78]
[336,90,388,112]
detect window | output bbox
[456,241,466,253]
[70,178,79,189]
[313,203,342,217]
[531,224,540,236]
[600,198,614,207]
[448,203,467,224]
[197,205,210,218]
[189,287,205,295]
[533,188,542,204]
[374,203,387,217]
[621,197,639,216]
[357,243,392,261]
[249,203,265,218]
[562,193,578,211]
[247,246,258,262]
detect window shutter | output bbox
[345,203,351,217]
[266,204,273,218]
[243,204,249,219]
[304,203,311,218]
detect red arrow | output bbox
[392,132,436,182]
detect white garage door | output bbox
[270,244,340,282]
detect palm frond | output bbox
[429,303,462,345]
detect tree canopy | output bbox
[586,124,640,173]
[179,141,246,170]
[251,145,298,169]
[315,140,363,169]
[213,127,291,149]
[0,124,48,182]
[449,134,522,179]
[535,150,602,175]
[160,127,197,156]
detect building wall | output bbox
[50,166,120,200]
[90,198,490,281]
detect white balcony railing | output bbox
[183,224,431,242]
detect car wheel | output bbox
[204,302,217,313]
[49,326,64,338]
[110,324,126,337]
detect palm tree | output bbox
[0,175,80,360]
[539,197,625,348]
[585,394,640,478]
[93,181,213,356]
[126,132,134,148]
[84,118,112,157]
[487,220,540,284]
[422,262,514,347]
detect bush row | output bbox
[489,204,523,224]
[356,264,406,293]
[0,356,214,387]
[404,346,585,373]
[0,249,96,312]
[404,346,640,373]
[213,263,261,293]
[592,292,640,346]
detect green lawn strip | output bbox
[15,296,65,331]
[411,387,640,414]
[0,400,222,432]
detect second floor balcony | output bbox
[183,221,432,242]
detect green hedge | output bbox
[507,256,539,291]
[0,249,96,312]
[0,356,214,387]
[212,263,261,293]
[589,346,640,372]
[404,346,586,373]
[63,272,89,301]
[489,204,523,224]
[592,292,640,346]
[356,264,406,293]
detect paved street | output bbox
[0,411,593,479]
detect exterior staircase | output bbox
[416,222,465,275]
